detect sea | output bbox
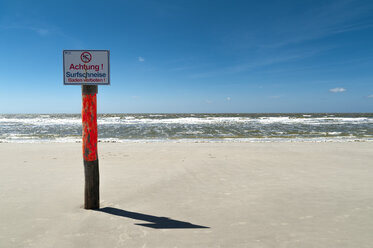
[1,113,373,143]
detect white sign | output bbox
[63,50,110,85]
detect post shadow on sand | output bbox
[96,207,209,229]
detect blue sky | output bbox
[0,0,373,113]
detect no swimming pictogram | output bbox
[81,52,92,63]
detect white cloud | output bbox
[367,94,373,98]
[34,28,49,36]
[138,56,145,62]
[329,87,346,93]
[2,24,50,36]
[205,100,212,104]
[226,97,231,101]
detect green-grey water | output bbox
[1,113,373,142]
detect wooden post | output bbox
[82,85,99,209]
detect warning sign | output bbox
[63,50,110,85]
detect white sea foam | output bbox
[256,117,373,125]
[0,117,81,126]
[327,132,342,135]
[1,116,372,126]
[1,114,372,143]
[1,136,372,144]
[115,116,373,125]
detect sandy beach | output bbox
[1,142,373,247]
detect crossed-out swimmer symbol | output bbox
[81,52,92,63]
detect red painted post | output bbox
[82,85,99,209]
